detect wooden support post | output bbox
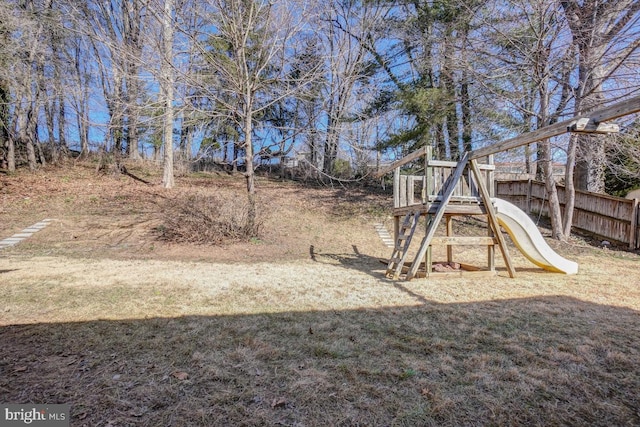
[425,147,432,203]
[393,168,400,208]
[487,217,495,273]
[407,152,470,280]
[425,146,433,276]
[421,176,427,203]
[470,159,516,278]
[426,215,432,277]
[487,155,496,272]
[446,215,453,263]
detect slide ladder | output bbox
[386,210,421,279]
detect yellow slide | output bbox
[492,198,579,274]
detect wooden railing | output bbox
[496,180,640,249]
[393,147,495,209]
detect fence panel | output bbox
[496,180,639,249]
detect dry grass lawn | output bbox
[1,162,640,426]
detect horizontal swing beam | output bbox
[469,95,640,160]
[374,95,640,178]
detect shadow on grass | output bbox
[1,297,639,426]
[308,243,556,282]
[309,244,389,280]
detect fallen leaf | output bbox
[14,366,27,372]
[271,398,287,409]
[171,371,189,380]
[421,388,434,399]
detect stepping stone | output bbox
[0,219,55,250]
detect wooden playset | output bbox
[375,95,640,281]
[382,147,514,280]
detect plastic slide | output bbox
[492,198,579,275]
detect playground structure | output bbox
[382,147,578,280]
[376,95,640,281]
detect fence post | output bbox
[526,179,532,214]
[631,198,639,250]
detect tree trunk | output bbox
[536,60,565,240]
[78,105,89,158]
[180,123,193,161]
[573,61,607,193]
[459,20,472,154]
[7,136,15,172]
[323,112,339,174]
[540,138,564,240]
[460,77,472,153]
[0,82,10,170]
[442,23,459,161]
[244,102,256,232]
[563,133,578,237]
[44,95,57,163]
[18,105,37,171]
[560,0,640,192]
[74,44,90,158]
[434,128,446,160]
[51,27,64,162]
[57,84,66,153]
[124,0,143,160]
[233,143,239,173]
[161,0,175,189]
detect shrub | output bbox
[157,192,264,245]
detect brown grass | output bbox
[1,162,639,426]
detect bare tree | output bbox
[560,0,640,239]
[77,0,149,161]
[472,0,575,239]
[196,0,320,226]
[561,0,640,193]
[68,35,92,157]
[320,0,381,174]
[7,0,51,171]
[0,4,12,170]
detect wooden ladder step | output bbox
[386,210,421,279]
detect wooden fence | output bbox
[496,180,640,249]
